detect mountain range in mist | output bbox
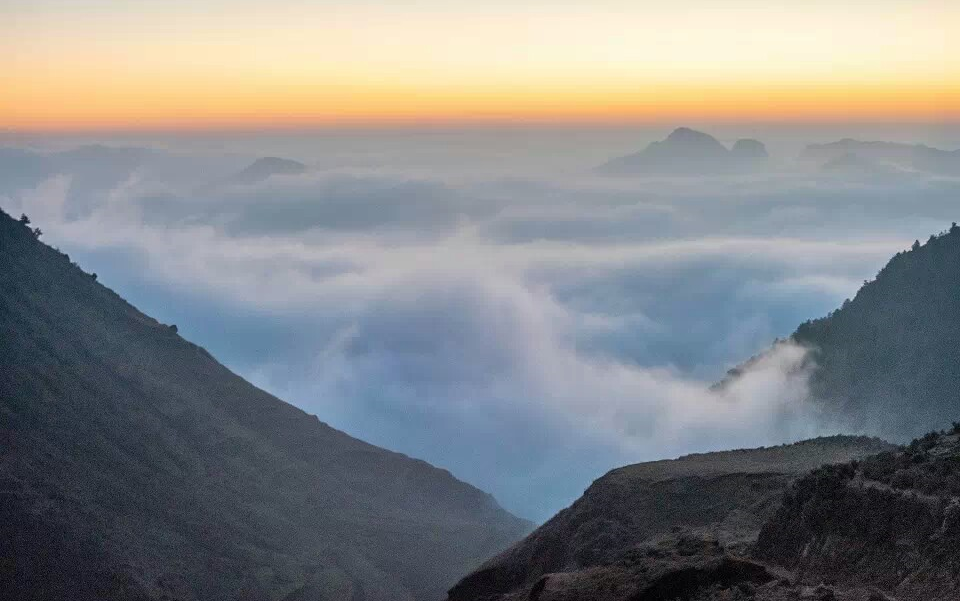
[227,157,308,186]
[3,131,957,199]
[801,138,960,176]
[594,127,960,178]
[596,127,769,175]
[4,130,960,601]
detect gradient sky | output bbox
[2,0,958,130]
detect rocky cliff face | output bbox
[449,431,960,601]
[0,208,531,601]
[756,429,960,601]
[448,436,892,601]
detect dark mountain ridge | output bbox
[451,428,960,601]
[448,436,892,601]
[0,208,530,601]
[717,222,960,440]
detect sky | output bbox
[2,126,959,520]
[2,0,959,130]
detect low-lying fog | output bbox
[3,123,958,520]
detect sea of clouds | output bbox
[3,130,958,519]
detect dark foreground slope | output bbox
[448,436,891,601]
[0,209,530,601]
[719,223,960,440]
[756,428,960,601]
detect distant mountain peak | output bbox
[731,138,769,160]
[666,126,721,143]
[597,127,768,175]
[249,156,306,170]
[230,156,307,184]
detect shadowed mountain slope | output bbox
[448,436,891,601]
[451,430,960,601]
[719,223,960,440]
[0,208,530,601]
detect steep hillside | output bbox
[0,208,530,601]
[448,436,891,601]
[755,428,960,600]
[450,223,960,601]
[788,224,960,439]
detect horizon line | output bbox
[4,116,960,137]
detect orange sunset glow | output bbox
[3,1,959,130]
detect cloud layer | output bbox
[3,137,957,519]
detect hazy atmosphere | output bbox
[4,124,959,519]
[6,1,960,599]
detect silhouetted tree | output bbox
[912,240,921,251]
[32,227,42,238]
[19,213,30,225]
